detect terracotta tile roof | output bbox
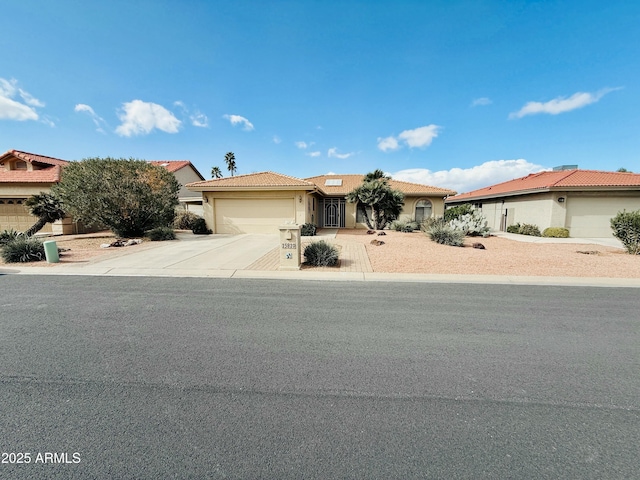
[149,160,190,173]
[448,169,640,202]
[0,149,70,167]
[305,174,457,196]
[0,165,63,183]
[187,171,317,189]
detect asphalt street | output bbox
[0,276,638,479]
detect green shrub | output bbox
[518,223,541,236]
[425,224,465,247]
[542,227,570,238]
[610,210,640,254]
[390,219,419,232]
[173,211,201,230]
[191,217,212,235]
[301,223,317,236]
[304,240,339,266]
[1,237,45,263]
[145,226,176,241]
[506,223,520,234]
[0,229,24,246]
[444,203,474,222]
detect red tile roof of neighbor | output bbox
[448,169,640,202]
[0,149,70,167]
[0,150,69,184]
[148,160,191,173]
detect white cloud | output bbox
[471,97,492,107]
[509,88,621,119]
[0,78,41,121]
[273,135,282,144]
[75,103,107,133]
[377,136,399,152]
[115,100,181,137]
[223,114,254,131]
[378,124,441,152]
[398,125,441,148]
[328,147,355,159]
[295,141,308,149]
[393,159,547,194]
[307,151,321,157]
[190,112,208,127]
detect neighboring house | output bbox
[0,149,73,234]
[1,149,207,234]
[186,172,456,234]
[148,160,205,215]
[446,168,640,237]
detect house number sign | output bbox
[282,243,297,249]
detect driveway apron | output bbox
[88,234,279,271]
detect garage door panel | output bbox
[567,197,640,237]
[214,198,294,234]
[0,199,52,233]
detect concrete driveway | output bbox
[86,233,279,275]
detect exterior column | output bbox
[278,224,301,270]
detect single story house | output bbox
[0,149,206,234]
[446,167,640,237]
[186,172,456,234]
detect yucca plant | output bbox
[1,236,46,263]
[426,224,465,247]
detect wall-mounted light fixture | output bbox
[558,197,565,203]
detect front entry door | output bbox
[323,198,345,228]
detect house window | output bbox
[415,199,433,223]
[14,161,27,170]
[356,204,373,224]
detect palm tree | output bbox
[224,152,236,177]
[211,166,223,178]
[23,192,66,237]
[346,171,404,230]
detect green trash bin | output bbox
[43,240,59,263]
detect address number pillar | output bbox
[278,224,302,271]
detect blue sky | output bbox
[2,0,638,194]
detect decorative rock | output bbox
[472,242,486,249]
[367,230,376,235]
[370,239,385,246]
[377,231,386,236]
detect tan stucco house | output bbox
[1,149,206,234]
[446,168,640,237]
[186,172,456,234]
[0,150,73,234]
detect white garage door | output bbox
[0,198,52,234]
[566,197,640,237]
[214,198,295,234]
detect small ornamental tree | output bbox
[346,169,404,230]
[23,192,66,237]
[52,158,180,238]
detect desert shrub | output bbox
[304,240,339,266]
[518,223,541,236]
[301,223,317,236]
[420,216,446,232]
[391,219,419,232]
[444,203,474,222]
[449,211,490,237]
[173,211,201,230]
[1,237,45,263]
[425,223,465,247]
[610,210,640,254]
[145,226,176,241]
[191,217,212,235]
[506,223,521,234]
[0,229,24,246]
[542,227,570,238]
